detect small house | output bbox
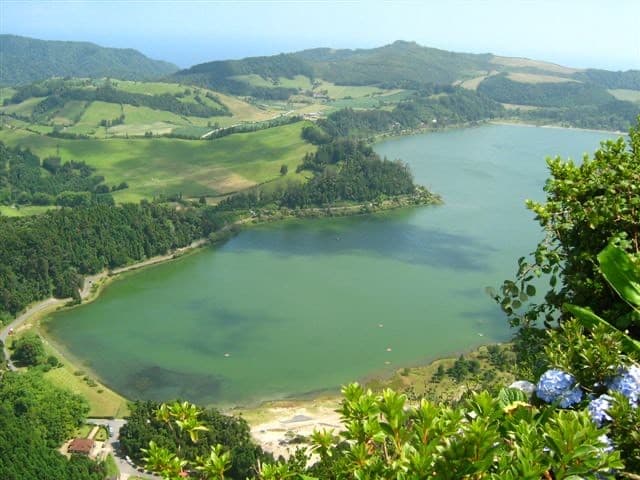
[68,438,95,455]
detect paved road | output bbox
[88,418,160,480]
[1,297,65,371]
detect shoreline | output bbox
[488,119,627,136]
[1,193,438,402]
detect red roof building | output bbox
[68,438,95,455]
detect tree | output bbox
[11,332,45,366]
[279,164,288,176]
[493,116,640,338]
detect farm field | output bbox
[0,122,315,202]
[609,88,640,103]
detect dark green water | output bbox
[45,124,614,406]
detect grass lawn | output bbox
[105,454,119,478]
[75,424,93,438]
[94,426,108,441]
[43,364,130,418]
[0,122,315,203]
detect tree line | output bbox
[8,81,230,118]
[307,87,505,139]
[216,138,417,211]
[0,142,115,206]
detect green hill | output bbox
[0,34,178,86]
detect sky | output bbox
[1,0,639,71]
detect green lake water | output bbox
[45,124,615,406]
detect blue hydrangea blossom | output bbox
[536,369,582,406]
[588,394,614,427]
[608,364,640,406]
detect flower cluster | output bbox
[587,394,614,427]
[608,364,640,407]
[535,369,583,407]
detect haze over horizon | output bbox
[1,0,639,71]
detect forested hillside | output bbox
[0,35,178,86]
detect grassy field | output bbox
[328,90,412,110]
[506,72,578,84]
[231,74,313,90]
[490,55,580,75]
[115,80,187,95]
[609,88,640,103]
[51,100,87,126]
[0,122,315,202]
[0,205,56,217]
[44,364,130,417]
[1,96,44,116]
[317,81,385,99]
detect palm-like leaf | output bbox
[196,444,231,480]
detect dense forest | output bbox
[0,202,209,320]
[0,142,116,206]
[0,371,108,480]
[477,75,639,130]
[477,74,615,107]
[216,138,420,211]
[171,41,494,91]
[304,87,505,139]
[0,34,178,86]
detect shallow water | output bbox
[45,124,614,406]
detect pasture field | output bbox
[81,101,123,124]
[506,72,578,84]
[231,74,314,90]
[608,88,640,103]
[51,99,87,125]
[316,81,385,99]
[0,122,315,203]
[490,55,580,75]
[0,205,56,217]
[328,89,412,110]
[1,96,44,116]
[115,80,187,95]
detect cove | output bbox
[44,124,615,406]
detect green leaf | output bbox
[598,244,640,308]
[564,304,640,354]
[525,285,536,296]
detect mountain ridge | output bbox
[0,34,179,86]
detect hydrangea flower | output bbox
[608,364,640,406]
[536,369,582,406]
[509,380,536,396]
[587,394,614,427]
[558,385,583,408]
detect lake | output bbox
[45,124,614,406]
